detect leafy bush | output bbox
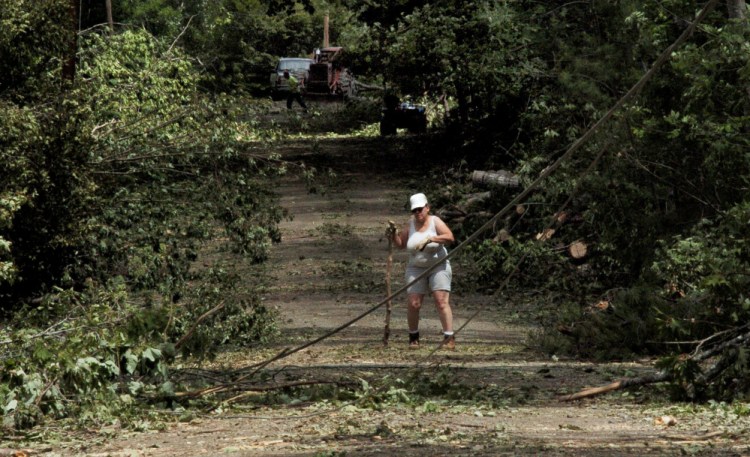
[1,22,286,430]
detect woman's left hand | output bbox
[416,237,432,251]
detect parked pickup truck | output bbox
[270,57,313,100]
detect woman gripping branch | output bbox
[388,193,456,350]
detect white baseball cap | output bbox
[409,193,428,210]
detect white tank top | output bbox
[407,216,448,267]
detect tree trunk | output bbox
[106,0,114,33]
[727,0,747,20]
[62,0,78,82]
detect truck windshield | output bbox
[279,59,311,71]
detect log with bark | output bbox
[472,170,520,188]
[462,191,492,208]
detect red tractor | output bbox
[304,47,357,99]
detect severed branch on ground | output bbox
[559,371,671,401]
[174,301,225,349]
[559,327,750,401]
[168,378,357,412]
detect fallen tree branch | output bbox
[174,301,225,349]
[664,430,729,442]
[560,328,750,401]
[221,380,348,405]
[559,371,670,401]
[383,234,394,346]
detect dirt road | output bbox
[74,136,748,456]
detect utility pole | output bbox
[323,13,329,47]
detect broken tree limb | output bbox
[472,170,520,188]
[174,300,225,349]
[559,327,750,401]
[559,371,670,401]
[221,380,349,406]
[383,234,394,346]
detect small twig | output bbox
[559,371,670,401]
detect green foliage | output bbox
[388,1,539,120]
[168,267,278,359]
[4,0,750,433]
[423,1,750,401]
[534,286,662,360]
[0,0,70,98]
[651,203,750,336]
[1,285,158,430]
[114,0,327,94]
[1,16,286,430]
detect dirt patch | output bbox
[35,135,750,456]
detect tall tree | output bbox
[62,0,78,81]
[727,0,747,20]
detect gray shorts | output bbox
[405,262,452,295]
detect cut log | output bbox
[568,240,588,259]
[493,228,511,243]
[437,209,467,220]
[535,228,555,241]
[472,170,520,188]
[462,191,491,208]
[554,211,569,225]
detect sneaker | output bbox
[408,332,420,349]
[442,334,456,350]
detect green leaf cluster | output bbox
[1,6,286,430]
